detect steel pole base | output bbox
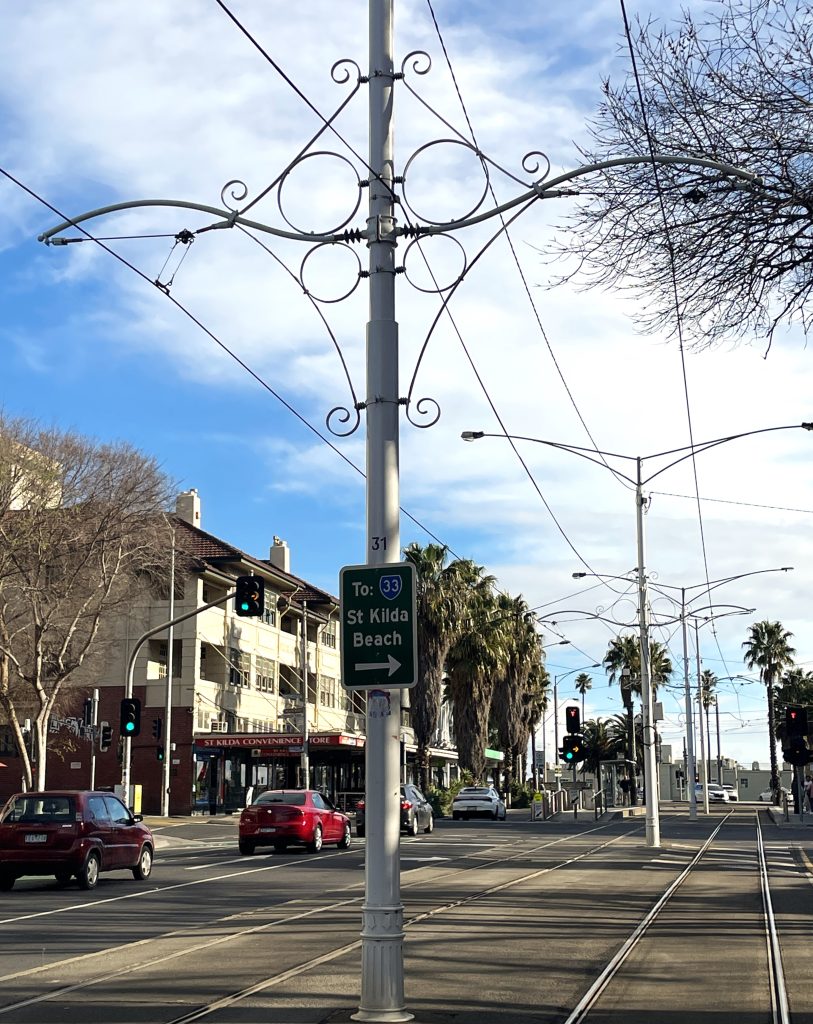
[353,904,413,1023]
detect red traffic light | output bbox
[565,706,581,734]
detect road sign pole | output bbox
[354,1,410,1020]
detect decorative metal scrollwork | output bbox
[299,242,362,303]
[400,49,432,78]
[331,57,363,85]
[221,179,249,211]
[402,233,467,294]
[404,396,441,430]
[326,404,362,437]
[278,151,364,236]
[401,139,491,225]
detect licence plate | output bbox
[25,834,47,843]
[259,827,276,833]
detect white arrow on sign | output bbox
[355,654,401,677]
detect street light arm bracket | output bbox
[38,198,350,247]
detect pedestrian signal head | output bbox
[565,706,580,734]
[785,705,808,737]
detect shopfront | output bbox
[193,732,366,814]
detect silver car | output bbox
[452,786,506,821]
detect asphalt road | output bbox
[1,804,812,1023]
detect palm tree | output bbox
[699,669,718,782]
[403,542,468,792]
[604,634,673,804]
[490,594,544,794]
[775,667,813,747]
[581,718,619,777]
[743,620,796,802]
[574,672,593,722]
[604,636,641,804]
[445,563,502,783]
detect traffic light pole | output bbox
[121,590,233,802]
[89,688,99,790]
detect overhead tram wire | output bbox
[620,0,737,682]
[652,490,813,515]
[425,0,635,501]
[1,165,454,556]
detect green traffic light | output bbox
[125,722,135,733]
[240,601,250,611]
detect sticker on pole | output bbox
[340,563,417,690]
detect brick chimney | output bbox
[269,535,290,573]
[175,489,201,528]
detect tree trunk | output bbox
[416,742,430,795]
[35,716,47,790]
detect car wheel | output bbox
[409,815,419,837]
[54,871,73,886]
[0,874,15,892]
[78,851,101,891]
[273,841,288,854]
[492,808,499,820]
[356,825,365,838]
[238,839,256,856]
[307,824,323,853]
[132,845,153,880]
[338,823,352,850]
[500,806,507,821]
[424,813,434,834]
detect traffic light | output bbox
[785,705,808,737]
[235,575,265,617]
[783,735,811,767]
[99,722,112,752]
[152,718,162,741]
[565,706,580,734]
[561,734,586,764]
[156,745,165,762]
[120,697,141,737]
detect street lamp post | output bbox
[463,424,810,847]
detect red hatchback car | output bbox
[239,789,351,855]
[0,790,154,892]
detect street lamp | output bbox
[572,567,792,819]
[463,423,810,848]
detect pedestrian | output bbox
[619,777,630,806]
[804,775,813,812]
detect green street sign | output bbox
[340,563,417,690]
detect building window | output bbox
[319,675,337,708]
[256,657,276,693]
[321,623,337,649]
[262,601,277,627]
[229,648,251,687]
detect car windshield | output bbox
[254,791,307,806]
[0,795,75,824]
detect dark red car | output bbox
[239,789,351,855]
[0,790,154,892]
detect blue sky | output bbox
[2,1,812,769]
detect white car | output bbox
[722,785,738,802]
[759,787,792,802]
[452,786,507,821]
[695,783,729,803]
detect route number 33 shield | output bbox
[379,575,402,600]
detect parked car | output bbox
[452,786,507,820]
[238,789,351,854]
[759,787,792,802]
[694,783,729,803]
[0,790,154,892]
[722,785,739,802]
[355,784,434,839]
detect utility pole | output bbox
[635,457,659,848]
[681,589,697,819]
[89,688,99,790]
[161,535,175,816]
[301,599,310,788]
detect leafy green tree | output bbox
[403,542,469,793]
[445,563,502,783]
[699,670,719,783]
[743,620,796,801]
